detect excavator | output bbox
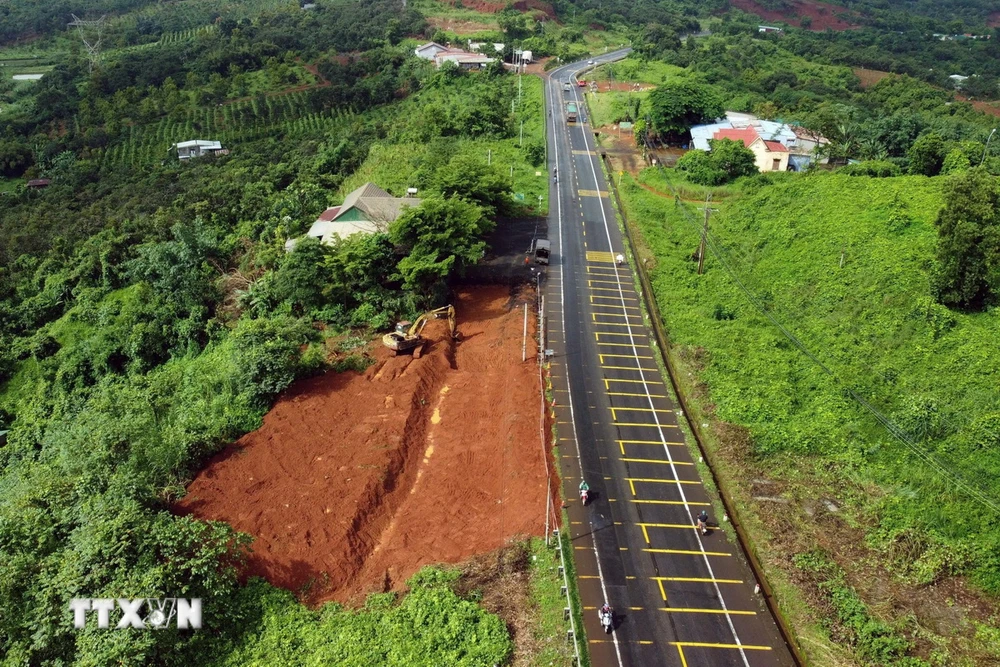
[382,305,459,359]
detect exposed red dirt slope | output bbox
[731,0,859,31]
[447,0,555,19]
[175,286,550,604]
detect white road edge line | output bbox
[574,58,752,667]
[549,66,625,667]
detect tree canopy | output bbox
[647,80,724,140]
[933,167,1000,310]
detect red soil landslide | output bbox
[175,286,551,604]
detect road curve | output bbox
[542,51,797,667]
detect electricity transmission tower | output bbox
[69,14,106,73]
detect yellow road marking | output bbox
[572,149,597,155]
[602,366,659,373]
[631,500,710,506]
[654,576,744,584]
[663,608,756,615]
[605,378,664,386]
[600,353,652,362]
[596,331,647,338]
[597,342,646,348]
[607,391,666,397]
[671,642,772,650]
[591,303,641,311]
[613,421,678,427]
[643,547,727,555]
[589,280,632,286]
[592,320,644,326]
[677,645,688,667]
[579,190,609,198]
[589,286,632,293]
[585,250,616,262]
[610,407,673,415]
[621,457,691,465]
[591,293,638,302]
[617,438,681,444]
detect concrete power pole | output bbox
[697,193,711,275]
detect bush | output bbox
[840,161,902,177]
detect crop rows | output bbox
[98,102,357,169]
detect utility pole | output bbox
[697,193,712,275]
[69,14,106,74]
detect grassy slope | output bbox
[618,168,1000,660]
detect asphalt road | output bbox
[542,52,797,667]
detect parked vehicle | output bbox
[534,239,551,265]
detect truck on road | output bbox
[566,102,578,123]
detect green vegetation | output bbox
[676,137,757,185]
[931,167,1000,310]
[793,551,917,666]
[207,568,512,666]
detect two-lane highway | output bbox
[542,53,796,667]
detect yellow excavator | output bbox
[382,305,459,358]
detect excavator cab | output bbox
[382,306,458,358]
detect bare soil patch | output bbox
[730,0,859,31]
[597,124,643,176]
[853,67,893,89]
[449,0,555,19]
[426,16,495,34]
[175,286,551,605]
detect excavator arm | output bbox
[383,305,459,356]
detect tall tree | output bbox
[647,80,724,140]
[391,197,493,297]
[933,167,1000,310]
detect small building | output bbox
[300,182,421,246]
[790,125,830,156]
[758,25,784,34]
[468,41,504,53]
[172,140,227,160]
[433,48,496,70]
[415,42,448,60]
[949,74,969,89]
[26,178,51,189]
[416,41,496,69]
[714,127,790,172]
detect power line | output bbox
[655,167,1000,515]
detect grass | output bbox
[584,89,648,127]
[409,0,498,24]
[529,537,576,666]
[587,59,684,86]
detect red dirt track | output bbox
[731,0,859,30]
[176,286,551,604]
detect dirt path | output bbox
[175,286,550,605]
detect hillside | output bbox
[619,169,1000,662]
